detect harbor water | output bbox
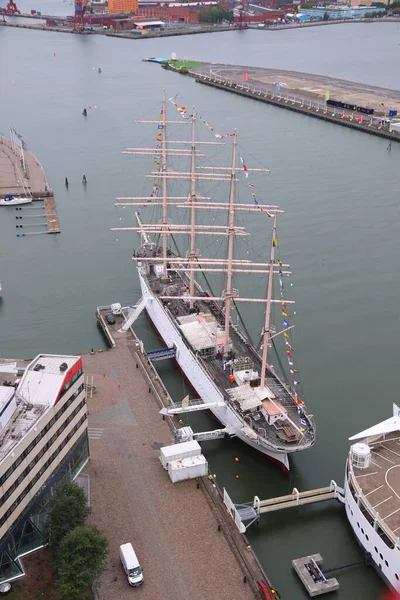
[1,17,400,599]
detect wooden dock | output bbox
[0,136,60,234]
[42,196,60,234]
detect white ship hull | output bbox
[139,272,290,470]
[344,469,400,591]
[0,196,32,206]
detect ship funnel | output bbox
[350,443,371,469]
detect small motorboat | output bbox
[0,195,32,206]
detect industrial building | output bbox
[0,355,89,583]
[108,0,138,13]
[299,5,385,19]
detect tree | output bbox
[56,525,108,600]
[44,480,90,553]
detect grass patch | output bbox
[8,582,24,599]
[168,60,204,70]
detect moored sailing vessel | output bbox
[113,92,316,470]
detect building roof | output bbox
[0,354,81,463]
[18,354,80,407]
[0,387,15,413]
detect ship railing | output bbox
[348,461,400,548]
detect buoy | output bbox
[235,457,240,463]
[235,475,239,479]
[53,52,56,57]
[82,108,87,117]
[98,67,102,73]
[65,177,69,188]
[82,173,87,185]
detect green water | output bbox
[2,21,400,599]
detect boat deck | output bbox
[351,434,400,538]
[146,268,315,451]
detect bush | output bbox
[56,525,108,600]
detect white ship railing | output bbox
[347,459,400,548]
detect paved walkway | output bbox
[83,344,255,600]
[0,136,49,196]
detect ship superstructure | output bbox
[345,406,400,590]
[112,91,316,470]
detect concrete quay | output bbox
[0,19,232,38]
[85,307,278,599]
[167,62,400,143]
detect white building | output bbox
[0,354,89,583]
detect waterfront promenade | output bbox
[82,309,274,600]
[164,61,400,142]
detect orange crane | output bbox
[74,0,87,31]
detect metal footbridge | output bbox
[147,347,177,362]
[223,481,345,533]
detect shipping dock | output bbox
[0,135,60,234]
[94,304,279,600]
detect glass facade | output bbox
[0,431,89,583]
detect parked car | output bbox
[105,314,115,325]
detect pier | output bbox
[0,136,60,234]
[164,62,400,142]
[92,304,278,599]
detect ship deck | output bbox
[351,434,400,540]
[146,268,315,451]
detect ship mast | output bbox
[189,108,197,308]
[223,131,237,357]
[260,214,278,389]
[161,89,168,282]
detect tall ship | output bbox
[345,405,400,591]
[113,92,316,470]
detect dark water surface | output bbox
[1,21,400,599]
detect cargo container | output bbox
[168,454,208,483]
[159,440,201,469]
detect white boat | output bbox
[113,92,316,471]
[345,404,400,591]
[0,195,32,206]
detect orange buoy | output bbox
[235,457,240,463]
[235,475,239,479]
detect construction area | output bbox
[0,135,60,234]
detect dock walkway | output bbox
[86,308,277,599]
[0,136,60,234]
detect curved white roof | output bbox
[349,415,400,441]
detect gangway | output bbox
[160,397,225,416]
[118,298,147,333]
[147,347,176,362]
[175,425,235,442]
[223,481,345,532]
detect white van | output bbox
[119,543,144,587]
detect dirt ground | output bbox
[7,548,93,600]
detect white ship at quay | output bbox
[113,92,316,471]
[345,404,400,591]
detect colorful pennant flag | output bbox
[240,156,249,178]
